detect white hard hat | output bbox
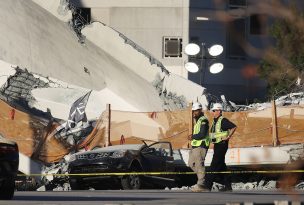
[192,102,202,111]
[211,103,223,111]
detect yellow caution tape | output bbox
[17,169,304,177]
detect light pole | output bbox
[184,43,224,86]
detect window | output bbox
[72,8,91,24]
[228,0,247,8]
[227,18,246,58]
[148,142,171,157]
[80,8,91,24]
[250,14,267,35]
[163,37,183,58]
[227,0,247,58]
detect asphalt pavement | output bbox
[1,190,304,205]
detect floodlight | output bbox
[208,44,223,57]
[185,62,199,73]
[184,43,200,56]
[209,63,224,74]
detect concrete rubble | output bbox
[213,88,304,112]
[37,158,71,191]
[168,181,278,191]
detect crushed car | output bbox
[0,134,19,200]
[68,141,179,190]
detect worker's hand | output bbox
[223,135,231,141]
[188,134,192,140]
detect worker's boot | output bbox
[191,184,210,192]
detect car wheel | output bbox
[69,178,84,190]
[121,165,142,190]
[0,177,15,200]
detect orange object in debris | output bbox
[150,112,157,119]
[9,109,15,120]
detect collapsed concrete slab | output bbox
[0,0,207,114]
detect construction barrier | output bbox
[0,99,304,163]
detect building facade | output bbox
[188,0,272,103]
[70,0,275,104]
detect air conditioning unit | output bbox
[163,37,182,58]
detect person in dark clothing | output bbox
[205,103,237,191]
[188,102,210,192]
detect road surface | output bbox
[1,190,304,205]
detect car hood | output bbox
[77,144,144,155]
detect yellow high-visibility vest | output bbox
[191,116,210,147]
[210,116,229,143]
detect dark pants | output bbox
[205,140,231,190]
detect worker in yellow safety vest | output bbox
[188,102,210,192]
[205,103,237,191]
